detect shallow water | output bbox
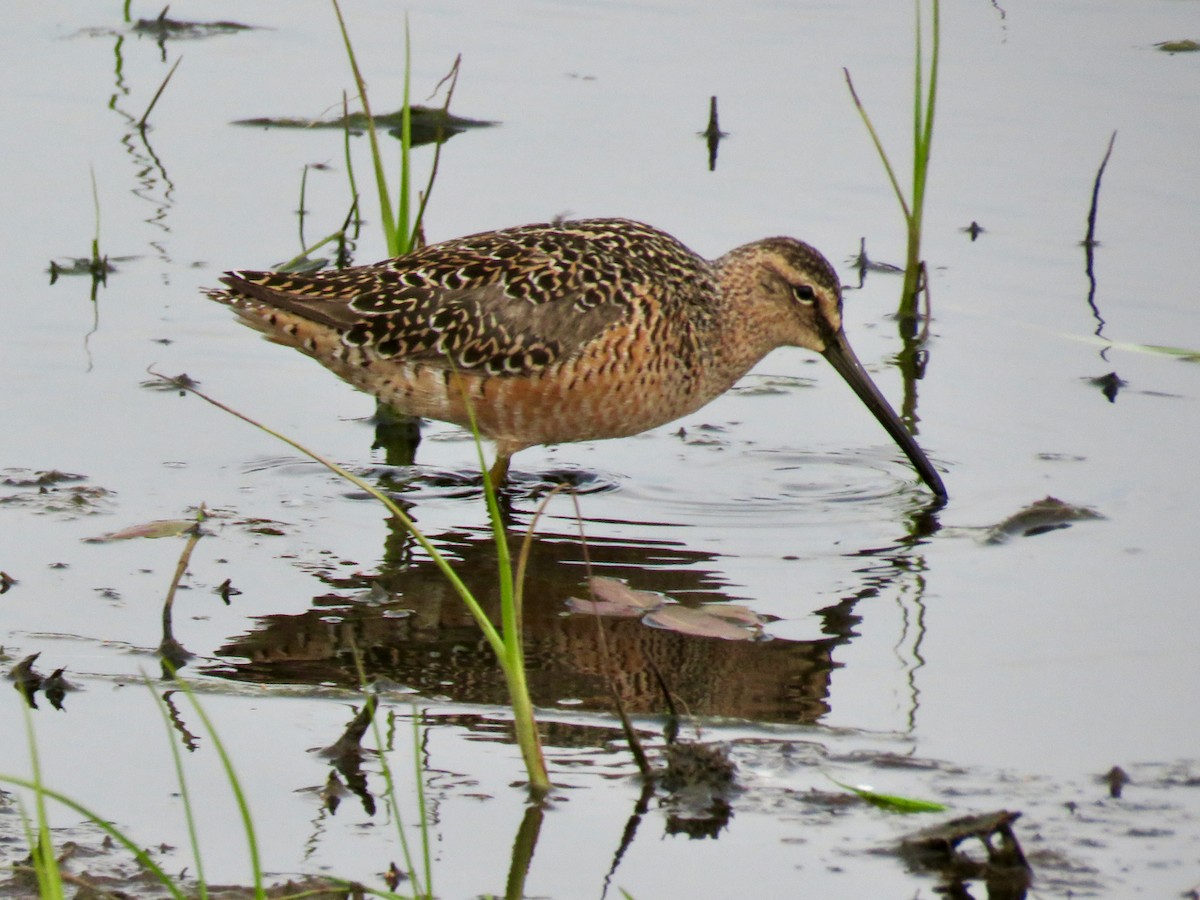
[3,1,1199,896]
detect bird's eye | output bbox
[792,284,816,304]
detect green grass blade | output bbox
[90,164,101,246]
[172,681,264,898]
[913,0,923,149]
[149,371,506,659]
[843,68,912,222]
[458,381,549,792]
[147,682,209,900]
[274,228,358,273]
[347,647,427,898]
[910,0,940,249]
[411,708,433,894]
[0,775,187,900]
[13,796,61,900]
[829,776,947,813]
[297,164,310,252]
[149,363,549,789]
[342,92,362,241]
[331,0,397,255]
[395,16,413,254]
[847,0,939,308]
[17,700,64,900]
[924,0,941,161]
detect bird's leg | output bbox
[487,452,512,487]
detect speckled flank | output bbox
[207,216,923,485]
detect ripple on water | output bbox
[617,447,939,529]
[239,448,937,533]
[242,455,327,476]
[345,463,622,502]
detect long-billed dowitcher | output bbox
[209,218,946,497]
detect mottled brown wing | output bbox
[215,234,634,376]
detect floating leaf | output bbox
[1154,39,1200,53]
[591,576,662,608]
[566,576,666,616]
[700,603,770,628]
[1064,333,1200,361]
[565,579,772,640]
[85,518,198,543]
[830,777,947,813]
[644,605,756,641]
[565,596,645,617]
[1140,343,1200,362]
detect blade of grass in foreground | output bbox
[16,699,64,900]
[331,1,415,257]
[0,772,186,900]
[166,673,264,898]
[148,370,550,791]
[828,776,947,813]
[147,681,210,900]
[463,382,548,792]
[345,647,432,898]
[332,5,458,258]
[844,0,940,318]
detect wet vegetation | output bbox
[844,0,940,325]
[231,107,495,147]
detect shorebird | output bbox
[209,218,945,497]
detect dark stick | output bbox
[1084,130,1117,249]
[1083,131,1116,347]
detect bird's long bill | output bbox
[821,330,947,498]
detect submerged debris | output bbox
[6,652,33,679]
[133,7,256,40]
[1,469,86,488]
[660,740,739,839]
[215,577,242,604]
[232,107,496,147]
[984,496,1103,544]
[898,809,1032,895]
[961,220,986,240]
[1102,765,1130,799]
[6,654,73,710]
[699,95,728,171]
[1090,370,1126,402]
[661,741,738,795]
[141,371,199,393]
[43,667,74,711]
[48,256,118,281]
[0,470,112,517]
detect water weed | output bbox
[844,0,940,327]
